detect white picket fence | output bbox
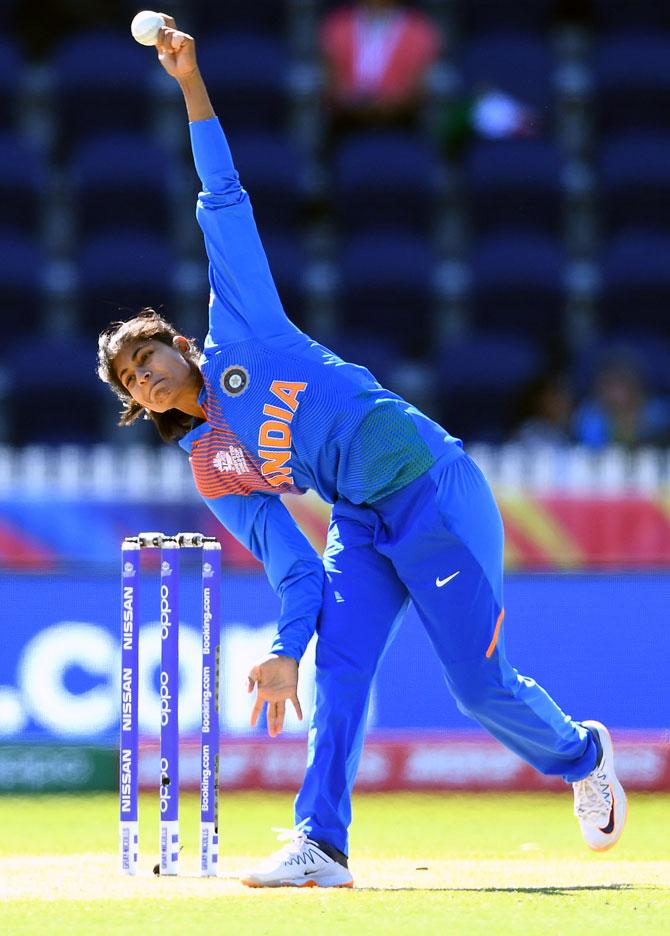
[0,444,668,500]
[0,445,196,502]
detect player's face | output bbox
[113,337,196,413]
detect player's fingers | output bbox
[290,693,303,722]
[247,665,259,693]
[170,29,192,51]
[156,26,191,54]
[266,701,276,737]
[155,26,172,55]
[250,694,265,727]
[269,700,286,737]
[159,13,177,29]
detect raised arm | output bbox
[155,18,298,348]
[155,15,214,120]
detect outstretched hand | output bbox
[155,14,198,81]
[248,654,303,737]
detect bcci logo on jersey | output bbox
[221,365,249,397]
[213,446,249,476]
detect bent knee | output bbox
[446,657,512,716]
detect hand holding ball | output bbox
[131,11,197,81]
[130,10,166,46]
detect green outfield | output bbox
[0,791,668,935]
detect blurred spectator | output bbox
[510,372,575,447]
[319,0,442,141]
[439,87,539,159]
[573,352,670,449]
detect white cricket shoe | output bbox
[573,720,628,852]
[240,819,354,888]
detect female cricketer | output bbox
[98,20,627,887]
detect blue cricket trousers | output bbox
[294,449,599,855]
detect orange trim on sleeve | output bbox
[485,608,505,658]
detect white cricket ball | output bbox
[130,10,165,46]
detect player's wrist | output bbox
[179,70,215,122]
[177,68,205,91]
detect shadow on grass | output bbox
[357,883,660,894]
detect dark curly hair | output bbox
[98,308,203,443]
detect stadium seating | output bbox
[0,134,45,234]
[593,34,670,134]
[435,332,543,443]
[196,33,290,131]
[599,133,670,233]
[332,131,440,234]
[599,229,670,333]
[52,30,153,151]
[572,332,670,400]
[337,230,436,358]
[77,230,175,336]
[465,138,563,234]
[228,131,308,233]
[0,230,45,337]
[261,232,308,330]
[460,32,554,115]
[69,132,176,237]
[0,38,20,128]
[0,2,667,449]
[470,231,565,337]
[5,337,109,445]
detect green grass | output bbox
[0,792,668,935]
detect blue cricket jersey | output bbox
[179,118,462,660]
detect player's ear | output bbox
[172,335,190,353]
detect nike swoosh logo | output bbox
[304,870,319,876]
[436,571,460,588]
[599,790,615,834]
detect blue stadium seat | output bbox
[78,230,175,334]
[0,134,45,233]
[332,131,440,233]
[465,139,563,234]
[461,33,554,114]
[197,33,289,130]
[229,131,308,233]
[470,231,565,336]
[52,30,153,150]
[600,133,670,233]
[0,230,45,336]
[435,332,543,443]
[0,38,20,128]
[337,230,436,357]
[70,132,176,237]
[262,232,308,330]
[5,337,108,444]
[600,230,670,332]
[572,332,670,399]
[593,35,670,133]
